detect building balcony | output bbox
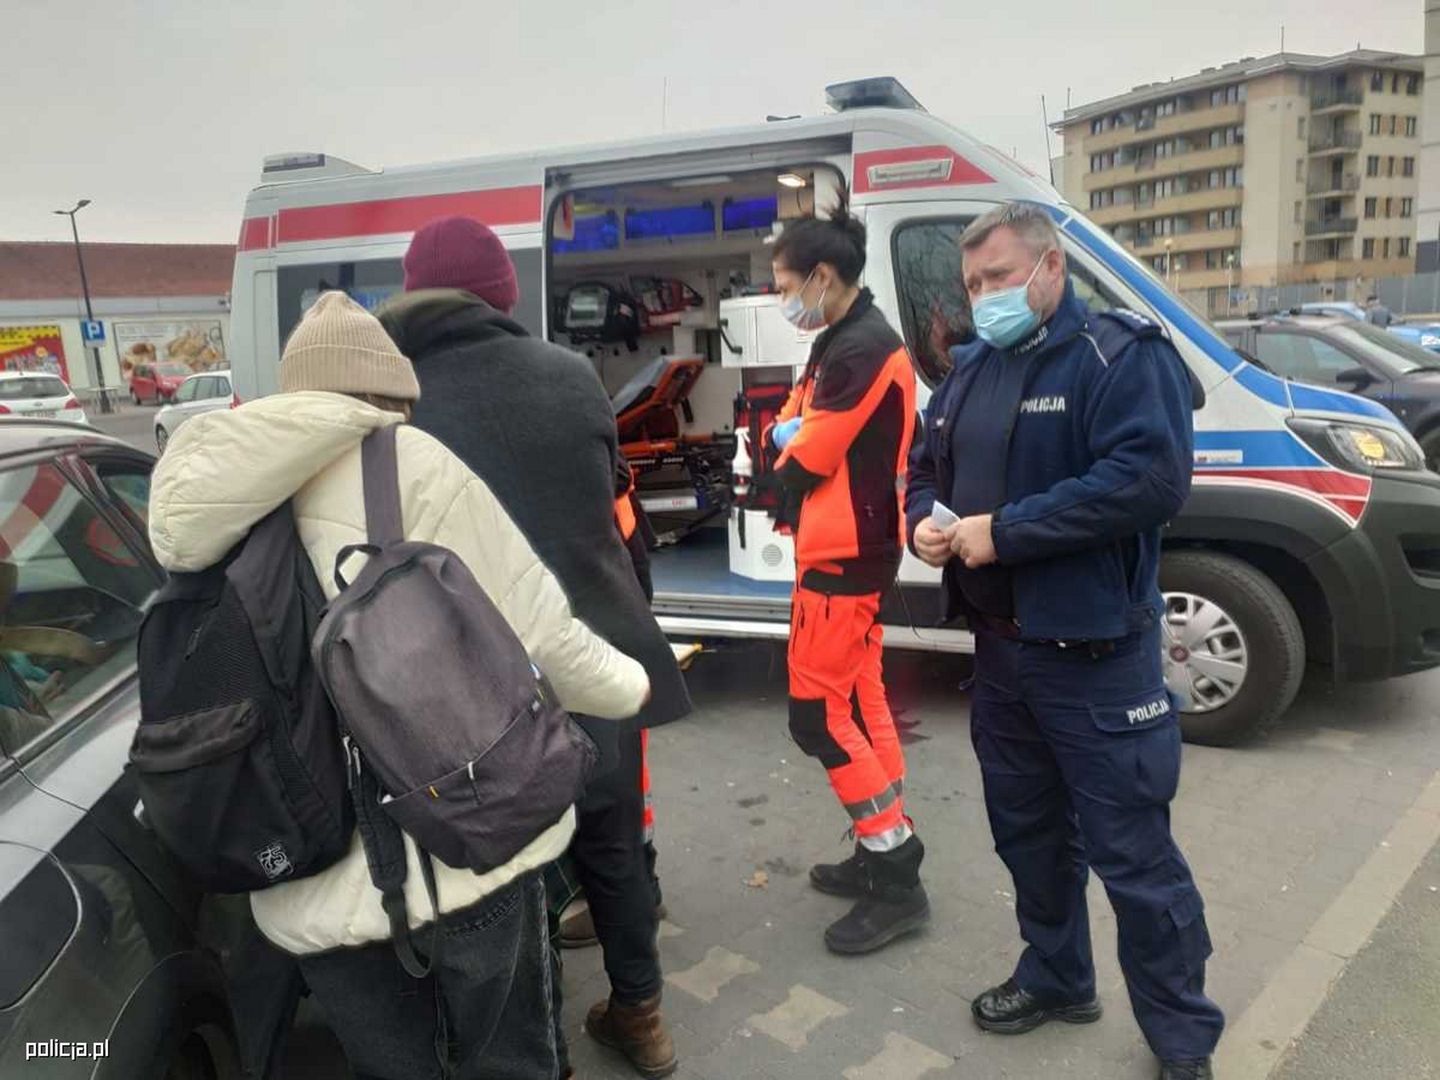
[1306,174,1361,196]
[1308,131,1363,154]
[1304,217,1358,237]
[1130,227,1242,258]
[1082,144,1244,191]
[1310,88,1364,112]
[1087,186,1243,227]
[1081,102,1245,154]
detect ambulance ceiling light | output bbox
[670,175,733,188]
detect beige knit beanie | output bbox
[280,291,421,401]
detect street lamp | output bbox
[53,199,112,414]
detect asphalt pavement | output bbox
[89,401,161,454]
[89,406,1440,1079]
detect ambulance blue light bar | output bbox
[825,78,926,113]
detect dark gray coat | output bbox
[379,289,691,736]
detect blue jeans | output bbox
[298,870,559,1080]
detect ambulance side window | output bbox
[276,259,406,344]
[1069,263,1126,317]
[892,220,1127,387]
[892,219,973,386]
[276,248,544,345]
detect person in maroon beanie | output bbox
[378,217,691,1080]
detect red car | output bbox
[129,362,192,404]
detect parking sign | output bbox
[81,320,105,346]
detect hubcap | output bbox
[1162,592,1249,713]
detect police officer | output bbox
[906,203,1224,1080]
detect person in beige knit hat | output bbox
[281,290,422,411]
[149,289,649,1080]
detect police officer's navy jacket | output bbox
[906,282,1194,642]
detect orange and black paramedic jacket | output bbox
[771,289,917,594]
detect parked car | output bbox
[1297,301,1368,321]
[129,362,192,405]
[1287,302,1440,352]
[0,371,88,423]
[0,421,256,1079]
[155,371,236,452]
[1217,315,1440,468]
[1387,321,1440,354]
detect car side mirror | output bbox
[1336,366,1374,391]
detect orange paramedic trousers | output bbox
[787,585,908,845]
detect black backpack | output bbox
[130,504,353,893]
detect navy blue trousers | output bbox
[970,627,1225,1061]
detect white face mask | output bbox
[780,269,829,331]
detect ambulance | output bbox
[227,77,1440,746]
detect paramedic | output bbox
[379,218,690,1080]
[905,202,1223,1080]
[768,195,927,955]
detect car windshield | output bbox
[0,377,68,400]
[157,363,192,377]
[1329,323,1440,374]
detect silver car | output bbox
[154,372,234,453]
[0,421,296,1079]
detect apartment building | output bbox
[1057,50,1424,313]
[1419,1,1440,272]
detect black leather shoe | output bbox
[1158,1059,1212,1080]
[971,978,1103,1035]
[810,843,867,898]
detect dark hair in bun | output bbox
[770,187,867,285]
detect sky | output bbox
[0,0,1425,244]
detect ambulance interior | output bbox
[545,165,846,602]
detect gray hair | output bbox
[960,202,1061,259]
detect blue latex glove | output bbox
[772,416,803,450]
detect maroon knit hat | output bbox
[403,216,520,314]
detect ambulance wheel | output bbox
[1160,550,1304,747]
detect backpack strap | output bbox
[361,424,404,546]
[334,424,406,591]
[347,737,443,979]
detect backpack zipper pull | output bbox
[343,736,360,790]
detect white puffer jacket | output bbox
[149,391,649,955]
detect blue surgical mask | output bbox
[780,270,829,331]
[973,255,1047,349]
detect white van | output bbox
[229,78,1440,746]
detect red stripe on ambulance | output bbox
[1195,467,1373,524]
[275,187,543,245]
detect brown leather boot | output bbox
[584,994,678,1078]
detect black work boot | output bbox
[1158,1059,1213,1080]
[810,841,867,898]
[971,978,1103,1035]
[823,835,930,954]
